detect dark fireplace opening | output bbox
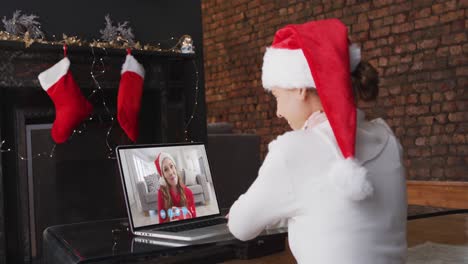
[27,122,128,259]
[1,87,162,262]
[0,45,204,263]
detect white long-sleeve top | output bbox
[228,111,407,264]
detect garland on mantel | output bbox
[0,11,195,53]
[0,11,199,160]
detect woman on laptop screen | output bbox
[155,152,197,223]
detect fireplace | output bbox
[0,42,206,263]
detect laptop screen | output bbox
[117,143,221,229]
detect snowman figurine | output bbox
[181,35,194,54]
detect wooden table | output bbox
[225,211,468,264]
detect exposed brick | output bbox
[431,70,454,80]
[370,26,391,38]
[431,104,441,113]
[453,134,467,144]
[445,124,457,133]
[456,66,468,76]
[394,106,405,116]
[445,166,467,180]
[406,94,419,104]
[450,19,465,33]
[353,22,370,32]
[202,0,468,180]
[410,7,431,19]
[440,10,465,23]
[390,1,412,13]
[435,47,449,57]
[419,94,432,104]
[434,113,448,124]
[442,33,467,45]
[449,45,463,55]
[415,137,426,146]
[432,0,457,14]
[431,167,444,178]
[407,105,430,116]
[448,112,467,122]
[420,126,432,136]
[383,16,394,26]
[391,23,414,34]
[449,55,468,66]
[456,101,468,111]
[447,157,464,166]
[415,16,440,29]
[432,145,448,155]
[368,7,390,19]
[417,39,440,49]
[394,13,407,23]
[458,146,468,155]
[443,91,456,101]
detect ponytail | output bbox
[351,61,379,101]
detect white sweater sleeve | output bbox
[228,144,296,241]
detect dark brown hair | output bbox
[351,62,379,101]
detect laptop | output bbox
[116,142,232,242]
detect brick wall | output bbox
[201,0,467,181]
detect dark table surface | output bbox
[43,217,287,264]
[43,205,465,264]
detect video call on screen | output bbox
[118,145,220,228]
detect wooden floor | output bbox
[407,213,468,247]
[224,213,468,264]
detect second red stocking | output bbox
[117,53,145,142]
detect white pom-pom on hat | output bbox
[328,158,374,201]
[349,43,361,73]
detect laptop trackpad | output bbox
[182,224,228,234]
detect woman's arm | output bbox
[185,187,197,218]
[228,146,297,241]
[157,189,167,223]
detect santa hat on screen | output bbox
[261,19,373,201]
[154,152,176,186]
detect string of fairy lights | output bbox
[184,59,200,142]
[89,45,116,158]
[0,35,200,160]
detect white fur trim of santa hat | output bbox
[328,158,374,201]
[262,44,361,90]
[38,57,71,91]
[121,54,145,78]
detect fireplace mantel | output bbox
[0,40,206,263]
[0,40,195,89]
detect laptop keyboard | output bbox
[157,218,227,233]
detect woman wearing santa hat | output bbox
[155,152,197,223]
[228,19,407,264]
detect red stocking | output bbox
[38,57,93,144]
[117,53,145,142]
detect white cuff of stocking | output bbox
[38,57,70,91]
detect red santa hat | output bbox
[154,152,176,186]
[262,19,373,201]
